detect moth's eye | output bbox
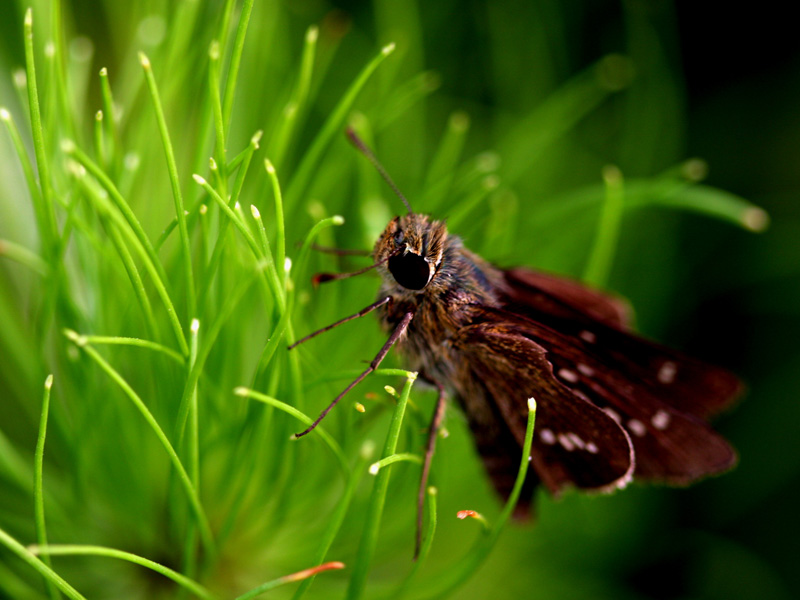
[393,230,405,245]
[388,252,431,290]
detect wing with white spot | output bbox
[478,306,738,484]
[455,314,635,496]
[502,267,742,420]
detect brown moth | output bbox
[291,128,740,554]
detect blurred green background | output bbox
[0,0,797,598]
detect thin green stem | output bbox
[270,25,318,168]
[64,331,215,557]
[140,52,197,319]
[81,335,185,365]
[64,141,168,283]
[583,165,625,288]
[1,108,44,233]
[98,68,120,173]
[255,215,344,374]
[208,41,227,193]
[28,545,215,600]
[235,562,345,600]
[420,399,537,599]
[286,43,395,211]
[291,445,372,600]
[23,9,58,255]
[264,159,286,286]
[347,371,418,600]
[34,374,60,600]
[222,0,255,137]
[236,388,349,475]
[0,528,85,600]
[368,452,422,475]
[0,238,48,276]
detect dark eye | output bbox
[388,253,430,290]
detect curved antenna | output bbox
[346,127,413,215]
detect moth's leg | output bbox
[415,377,447,559]
[288,296,391,350]
[295,310,415,438]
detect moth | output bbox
[292,128,740,553]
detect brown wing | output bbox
[501,267,742,420]
[453,310,635,499]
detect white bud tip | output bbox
[209,40,220,59]
[428,486,438,496]
[0,108,10,121]
[25,8,33,26]
[192,174,206,185]
[234,201,241,210]
[250,205,261,219]
[251,130,263,146]
[60,139,75,153]
[382,43,396,55]
[45,374,54,389]
[209,157,218,170]
[264,159,275,174]
[332,215,345,225]
[602,164,623,185]
[284,257,292,273]
[743,207,769,232]
[369,462,380,475]
[354,402,365,413]
[450,111,470,132]
[306,26,319,43]
[233,386,248,396]
[384,385,397,396]
[527,397,537,412]
[190,319,200,333]
[96,110,103,120]
[138,52,150,68]
[99,67,107,76]
[199,204,208,215]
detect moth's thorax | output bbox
[373,214,503,306]
[373,214,505,380]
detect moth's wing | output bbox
[502,267,742,419]
[503,267,633,329]
[493,307,739,484]
[455,313,635,498]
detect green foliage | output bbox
[0,1,781,599]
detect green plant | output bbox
[0,1,765,599]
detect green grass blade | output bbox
[64,331,215,557]
[347,371,418,600]
[34,374,60,600]
[28,545,215,600]
[139,52,197,320]
[23,9,58,255]
[583,165,625,287]
[0,527,85,600]
[286,43,396,212]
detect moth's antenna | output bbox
[346,127,413,215]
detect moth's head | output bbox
[375,214,447,291]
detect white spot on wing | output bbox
[579,330,596,343]
[577,363,594,377]
[540,429,556,445]
[586,442,599,454]
[658,360,678,384]
[627,419,646,437]
[651,410,671,430]
[558,433,575,451]
[558,368,578,383]
[567,433,586,450]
